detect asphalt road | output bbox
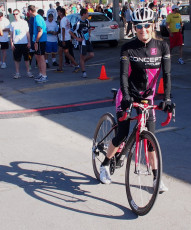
[0,40,190,229]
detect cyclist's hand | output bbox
[121,96,132,111]
[159,99,172,112]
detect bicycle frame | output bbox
[119,102,174,174]
[94,101,174,172]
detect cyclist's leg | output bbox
[146,113,168,192]
[103,113,130,162]
[100,113,130,184]
[146,112,158,170]
[146,120,157,169]
[102,88,126,166]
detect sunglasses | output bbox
[13,13,19,16]
[135,23,152,29]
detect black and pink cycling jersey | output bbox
[116,38,171,112]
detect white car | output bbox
[67,12,120,47]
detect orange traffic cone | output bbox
[98,65,109,80]
[157,78,164,94]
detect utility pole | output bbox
[113,0,120,24]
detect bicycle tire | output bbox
[125,130,162,216]
[92,113,117,182]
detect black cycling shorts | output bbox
[13,44,29,62]
[112,109,155,148]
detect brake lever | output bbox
[118,103,132,122]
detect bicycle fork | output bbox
[134,115,151,175]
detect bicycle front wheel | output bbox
[125,130,162,216]
[92,113,117,182]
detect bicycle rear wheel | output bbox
[92,113,117,182]
[125,130,162,216]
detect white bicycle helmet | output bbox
[131,7,154,24]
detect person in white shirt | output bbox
[47,4,57,22]
[45,13,59,68]
[10,9,33,79]
[0,11,10,69]
[160,4,168,18]
[58,8,80,73]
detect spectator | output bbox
[121,5,127,25]
[106,4,113,14]
[87,4,94,13]
[177,1,184,44]
[45,13,59,68]
[158,0,163,17]
[104,9,112,20]
[28,14,35,69]
[56,8,64,72]
[47,3,57,22]
[70,8,94,78]
[177,1,182,7]
[28,5,48,83]
[166,3,172,15]
[76,4,81,13]
[94,4,100,12]
[56,2,61,12]
[0,11,10,69]
[10,9,33,79]
[98,6,104,13]
[59,8,80,72]
[0,4,6,16]
[152,0,158,22]
[149,2,158,28]
[160,4,167,18]
[71,4,77,14]
[124,3,135,37]
[166,5,184,64]
[7,8,15,23]
[37,9,46,20]
[22,3,28,19]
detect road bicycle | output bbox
[92,89,175,216]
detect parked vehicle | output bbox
[67,12,120,47]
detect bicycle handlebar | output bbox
[118,102,174,127]
[161,112,172,126]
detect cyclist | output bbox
[100,7,172,193]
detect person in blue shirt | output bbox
[28,5,48,83]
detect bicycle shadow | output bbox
[0,161,137,220]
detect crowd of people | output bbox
[0,2,99,82]
[0,0,185,83]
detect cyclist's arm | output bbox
[120,44,130,98]
[161,41,171,100]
